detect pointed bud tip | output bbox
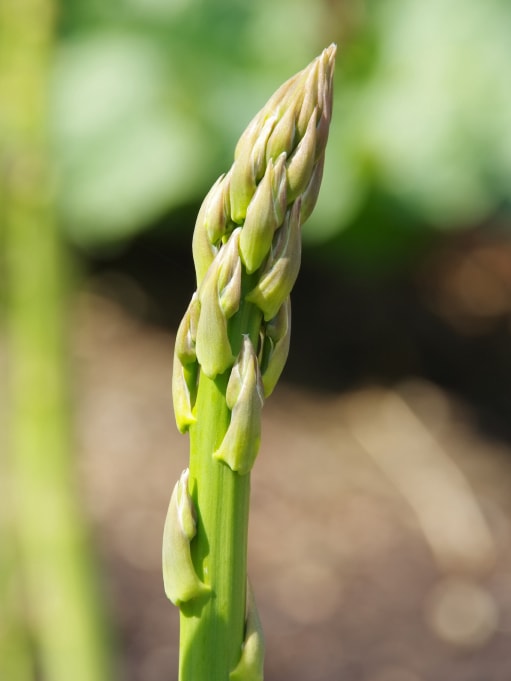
[319,43,337,74]
[325,42,337,59]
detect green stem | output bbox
[179,291,262,681]
[0,487,32,681]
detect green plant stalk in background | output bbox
[0,1,113,680]
[164,46,336,680]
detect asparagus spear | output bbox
[164,45,336,681]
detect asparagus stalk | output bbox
[164,45,336,681]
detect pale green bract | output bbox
[213,336,264,475]
[229,583,265,681]
[162,469,209,607]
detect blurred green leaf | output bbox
[326,0,511,228]
[52,0,511,252]
[52,32,212,245]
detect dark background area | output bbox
[86,209,511,439]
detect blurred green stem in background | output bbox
[0,1,114,680]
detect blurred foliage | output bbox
[52,0,511,254]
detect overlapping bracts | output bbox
[172,46,336,465]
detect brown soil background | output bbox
[74,246,511,681]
